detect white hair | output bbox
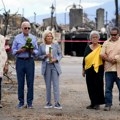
[21,21,30,28]
[89,30,100,40]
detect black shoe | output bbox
[86,105,94,109]
[0,103,3,108]
[16,104,24,109]
[27,104,34,109]
[93,105,100,110]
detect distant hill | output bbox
[27,0,116,24]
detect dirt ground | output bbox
[0,56,120,120]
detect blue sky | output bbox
[0,0,114,18]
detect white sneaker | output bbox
[44,102,53,109]
[54,102,62,109]
[104,106,111,111]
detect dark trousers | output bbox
[16,58,35,105]
[86,66,104,106]
[0,77,2,101]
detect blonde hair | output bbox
[42,30,55,43]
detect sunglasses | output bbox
[24,27,31,30]
[110,34,118,36]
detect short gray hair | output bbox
[89,30,100,40]
[21,21,31,28]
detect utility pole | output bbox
[21,8,24,23]
[106,11,108,25]
[50,4,55,29]
[34,12,36,24]
[115,0,118,27]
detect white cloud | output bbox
[0,0,114,17]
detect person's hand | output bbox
[50,58,58,63]
[101,54,108,60]
[17,48,26,54]
[45,53,50,58]
[82,69,85,77]
[21,48,26,52]
[30,49,34,54]
[4,63,9,74]
[108,58,117,64]
[101,54,116,64]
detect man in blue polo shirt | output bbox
[12,21,38,109]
